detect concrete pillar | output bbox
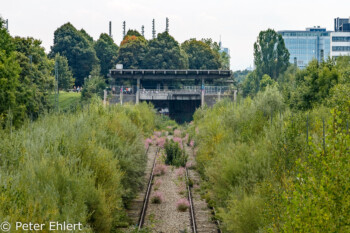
[218,91,221,102]
[136,78,140,104]
[234,89,237,102]
[103,89,107,106]
[201,78,205,107]
[120,86,123,105]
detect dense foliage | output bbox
[164,139,188,167]
[54,53,75,90]
[181,39,221,69]
[0,18,55,127]
[115,33,149,69]
[0,102,155,232]
[254,29,290,80]
[144,31,189,69]
[50,23,99,86]
[191,57,350,232]
[94,33,119,77]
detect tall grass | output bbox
[191,86,333,232]
[0,101,155,232]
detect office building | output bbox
[278,27,331,69]
[334,17,350,32]
[331,17,350,58]
[331,32,350,58]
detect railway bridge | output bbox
[108,68,235,122]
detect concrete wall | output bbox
[109,94,136,105]
[204,94,234,107]
[109,93,234,107]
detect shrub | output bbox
[154,164,167,176]
[176,198,190,212]
[174,129,181,137]
[153,179,162,190]
[186,162,194,169]
[154,131,162,137]
[156,137,166,148]
[164,139,188,167]
[173,137,183,149]
[151,192,164,204]
[0,102,155,232]
[175,167,186,178]
[144,138,153,149]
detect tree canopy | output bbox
[94,33,118,77]
[50,23,99,86]
[115,33,149,69]
[54,53,75,90]
[143,32,188,69]
[181,39,220,69]
[254,29,290,80]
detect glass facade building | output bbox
[278,27,331,69]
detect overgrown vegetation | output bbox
[164,139,188,167]
[0,101,155,232]
[191,52,350,232]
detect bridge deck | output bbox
[110,69,231,80]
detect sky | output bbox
[1,0,350,70]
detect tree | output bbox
[259,74,277,92]
[81,66,106,101]
[181,39,220,69]
[50,23,99,86]
[242,71,260,97]
[124,29,142,38]
[290,59,339,110]
[254,29,290,80]
[0,51,21,127]
[115,33,148,69]
[201,38,230,69]
[143,32,188,69]
[94,33,118,77]
[13,36,55,119]
[54,54,75,90]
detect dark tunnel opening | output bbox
[146,100,201,124]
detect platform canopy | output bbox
[109,69,232,80]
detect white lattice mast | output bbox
[166,17,169,33]
[152,19,156,39]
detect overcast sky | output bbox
[1,0,349,70]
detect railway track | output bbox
[138,147,159,230]
[134,135,218,233]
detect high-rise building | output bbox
[334,17,350,32]
[278,27,331,69]
[331,17,350,58]
[331,32,350,58]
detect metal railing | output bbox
[109,86,231,95]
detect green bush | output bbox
[0,101,155,232]
[164,139,188,167]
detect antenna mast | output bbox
[166,17,169,33]
[123,21,126,38]
[141,25,145,37]
[152,19,156,39]
[109,21,112,38]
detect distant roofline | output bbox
[109,69,232,80]
[278,30,332,33]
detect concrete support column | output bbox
[201,78,205,107]
[103,89,107,106]
[234,89,237,102]
[120,86,123,105]
[136,78,140,104]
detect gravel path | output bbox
[123,145,158,231]
[144,161,192,233]
[185,143,218,233]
